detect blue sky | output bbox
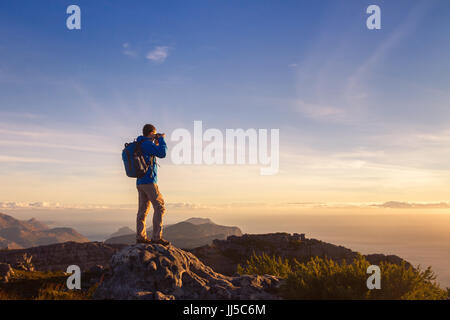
[1,0,450,210]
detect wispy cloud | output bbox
[372,201,450,209]
[284,201,450,210]
[122,42,137,58]
[346,1,434,104]
[0,140,116,154]
[0,201,109,209]
[292,2,434,126]
[166,202,209,210]
[3,199,450,211]
[146,46,170,63]
[0,155,61,163]
[0,127,53,138]
[0,111,45,120]
[0,201,208,210]
[294,99,344,122]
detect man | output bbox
[135,124,169,245]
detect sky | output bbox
[1,0,450,215]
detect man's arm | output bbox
[143,137,167,158]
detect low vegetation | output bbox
[238,253,448,300]
[1,252,448,300]
[0,269,98,300]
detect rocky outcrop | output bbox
[0,241,126,272]
[188,233,412,275]
[94,244,281,300]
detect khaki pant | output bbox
[136,183,166,241]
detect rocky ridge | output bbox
[0,241,126,271]
[189,233,411,275]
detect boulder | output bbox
[94,244,281,300]
[0,262,13,283]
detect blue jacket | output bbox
[136,135,167,185]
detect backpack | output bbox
[122,140,154,178]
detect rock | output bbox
[135,291,154,300]
[0,262,13,283]
[14,253,35,272]
[88,265,104,275]
[154,291,175,300]
[365,254,411,268]
[94,244,281,300]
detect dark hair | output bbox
[143,124,156,137]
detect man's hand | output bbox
[156,133,165,139]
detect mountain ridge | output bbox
[105,219,242,248]
[0,212,89,249]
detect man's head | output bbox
[143,124,156,138]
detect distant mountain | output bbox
[184,217,214,225]
[0,236,22,250]
[108,226,134,239]
[105,218,242,248]
[26,218,49,231]
[0,212,89,249]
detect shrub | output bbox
[36,283,91,300]
[237,252,291,278]
[238,253,447,300]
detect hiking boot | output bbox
[136,238,152,244]
[151,238,171,246]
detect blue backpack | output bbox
[122,140,154,178]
